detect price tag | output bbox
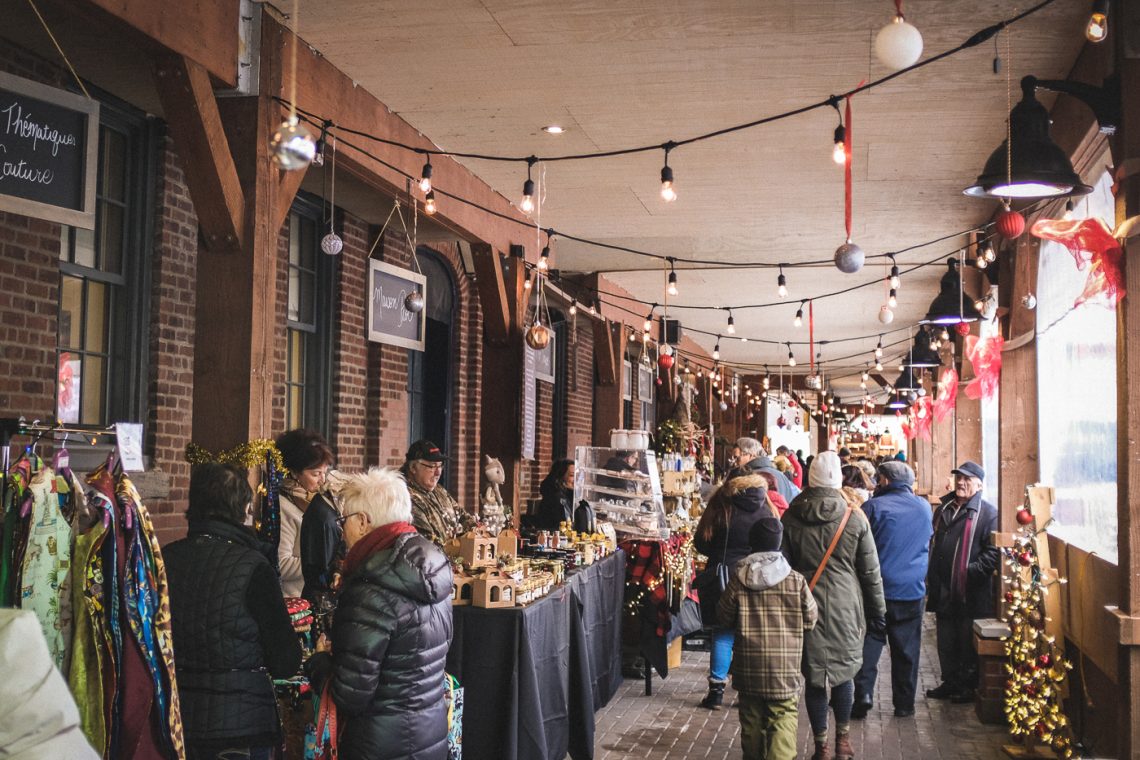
[114,422,145,472]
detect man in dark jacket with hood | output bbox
[852,461,933,718]
[925,461,999,703]
[731,437,800,505]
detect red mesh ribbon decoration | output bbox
[842,82,864,240]
[913,396,934,441]
[964,333,1003,401]
[933,366,959,423]
[901,413,916,441]
[1030,217,1125,308]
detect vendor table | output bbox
[446,549,625,760]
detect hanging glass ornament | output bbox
[525,323,552,349]
[321,232,343,255]
[270,116,317,171]
[834,241,865,273]
[405,290,425,313]
[878,304,895,324]
[875,15,923,70]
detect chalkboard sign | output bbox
[367,259,427,350]
[531,333,555,384]
[0,72,98,229]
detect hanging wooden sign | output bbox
[0,72,98,229]
[367,259,427,350]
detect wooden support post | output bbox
[471,244,512,344]
[592,320,625,447]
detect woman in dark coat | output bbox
[536,458,575,531]
[307,467,453,760]
[693,473,776,709]
[165,463,302,760]
[781,451,885,760]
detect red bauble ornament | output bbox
[955,322,971,336]
[1016,508,1034,526]
[658,353,675,370]
[1037,654,1052,668]
[1005,591,1015,603]
[1017,551,1033,567]
[996,208,1026,239]
[788,400,797,408]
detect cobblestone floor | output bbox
[586,614,1011,759]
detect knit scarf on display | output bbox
[342,522,417,578]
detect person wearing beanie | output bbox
[852,461,933,719]
[717,518,817,760]
[781,450,886,760]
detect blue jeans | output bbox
[709,627,736,682]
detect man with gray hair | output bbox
[730,437,800,504]
[851,460,932,719]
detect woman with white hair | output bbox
[306,467,453,760]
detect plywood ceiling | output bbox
[294,0,1088,392]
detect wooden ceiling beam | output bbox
[472,243,512,344]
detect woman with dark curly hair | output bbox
[275,428,335,597]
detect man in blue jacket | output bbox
[852,460,933,719]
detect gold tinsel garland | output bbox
[185,439,287,474]
[1002,530,1075,758]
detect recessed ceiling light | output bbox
[541,125,565,134]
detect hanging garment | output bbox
[1,458,35,606]
[69,492,111,757]
[19,465,75,671]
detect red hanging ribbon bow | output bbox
[933,366,959,423]
[1030,217,1125,308]
[964,333,1003,401]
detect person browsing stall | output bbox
[402,439,476,546]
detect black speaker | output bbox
[659,318,682,345]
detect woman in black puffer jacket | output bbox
[306,467,453,760]
[693,473,776,710]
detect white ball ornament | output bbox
[269,116,317,171]
[875,17,923,71]
[320,233,343,256]
[834,241,865,274]
[878,305,895,324]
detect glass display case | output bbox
[573,446,667,539]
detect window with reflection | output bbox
[285,198,334,433]
[1036,169,1117,562]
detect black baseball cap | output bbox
[406,439,447,463]
[951,460,985,482]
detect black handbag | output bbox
[696,518,732,593]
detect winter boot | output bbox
[834,732,855,760]
[811,741,831,760]
[699,680,726,709]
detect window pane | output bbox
[288,386,303,430]
[289,215,301,267]
[57,352,81,424]
[73,227,95,268]
[60,275,83,349]
[99,202,124,274]
[298,216,316,271]
[81,355,105,425]
[289,329,306,384]
[101,128,127,201]
[1037,170,1117,562]
[297,270,315,325]
[85,281,108,352]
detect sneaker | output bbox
[811,742,831,760]
[835,733,855,760]
[925,682,955,699]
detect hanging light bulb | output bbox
[713,341,721,361]
[777,267,788,298]
[794,303,804,328]
[629,328,637,343]
[424,190,437,215]
[875,337,884,357]
[569,299,578,316]
[697,367,704,378]
[660,144,677,202]
[888,289,898,308]
[762,372,770,390]
[726,310,736,335]
[643,310,653,333]
[787,344,796,367]
[939,328,949,341]
[524,271,533,290]
[588,301,597,316]
[740,336,748,343]
[538,244,550,272]
[1086,0,1109,42]
[975,252,988,269]
[667,266,679,296]
[862,369,869,382]
[983,243,997,263]
[1062,200,1076,221]
[875,359,883,371]
[520,157,537,213]
[889,257,901,289]
[419,158,433,193]
[832,122,847,166]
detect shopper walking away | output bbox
[926,461,998,704]
[781,451,885,760]
[852,461,932,718]
[718,518,817,760]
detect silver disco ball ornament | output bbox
[719,401,729,412]
[269,116,317,171]
[320,233,343,256]
[404,290,425,313]
[834,241,865,273]
[878,304,895,324]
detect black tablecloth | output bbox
[446,549,625,760]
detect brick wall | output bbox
[329,214,370,471]
[146,133,200,543]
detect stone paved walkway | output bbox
[586,614,1011,759]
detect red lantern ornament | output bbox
[955,322,971,336]
[788,399,797,408]
[777,415,787,429]
[996,208,1026,239]
[1017,551,1033,567]
[658,353,675,370]
[1016,508,1033,526]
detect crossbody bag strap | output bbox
[808,507,853,591]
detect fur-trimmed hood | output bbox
[722,473,769,497]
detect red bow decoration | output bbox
[913,396,934,441]
[1030,217,1125,308]
[901,414,915,441]
[964,333,1003,401]
[933,366,959,423]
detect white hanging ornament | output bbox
[270,116,317,171]
[321,233,343,256]
[878,304,895,324]
[405,290,425,313]
[834,240,865,273]
[875,14,923,71]
[719,400,729,412]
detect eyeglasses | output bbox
[416,460,444,471]
[336,511,365,528]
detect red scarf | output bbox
[342,521,418,578]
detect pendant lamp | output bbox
[886,395,910,410]
[893,367,921,393]
[921,259,982,325]
[902,329,941,368]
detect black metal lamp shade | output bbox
[921,259,982,324]
[893,367,921,393]
[902,330,942,368]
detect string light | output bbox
[983,242,997,263]
[569,299,578,316]
[787,343,796,367]
[832,102,847,165]
[888,288,898,308]
[875,336,884,357]
[660,144,677,202]
[419,158,433,193]
[726,310,736,335]
[667,264,679,296]
[875,359,883,371]
[762,368,770,390]
[424,190,437,214]
[643,309,654,333]
[777,266,788,298]
[889,254,901,289]
[713,339,721,361]
[538,241,551,271]
[588,300,597,316]
[629,328,637,343]
[1086,0,1109,42]
[524,271,533,290]
[794,302,804,328]
[520,157,537,213]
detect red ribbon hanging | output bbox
[1030,217,1126,308]
[808,300,815,374]
[844,95,853,240]
[964,333,1003,401]
[894,0,904,18]
[933,366,959,423]
[913,396,934,441]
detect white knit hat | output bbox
[809,450,843,489]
